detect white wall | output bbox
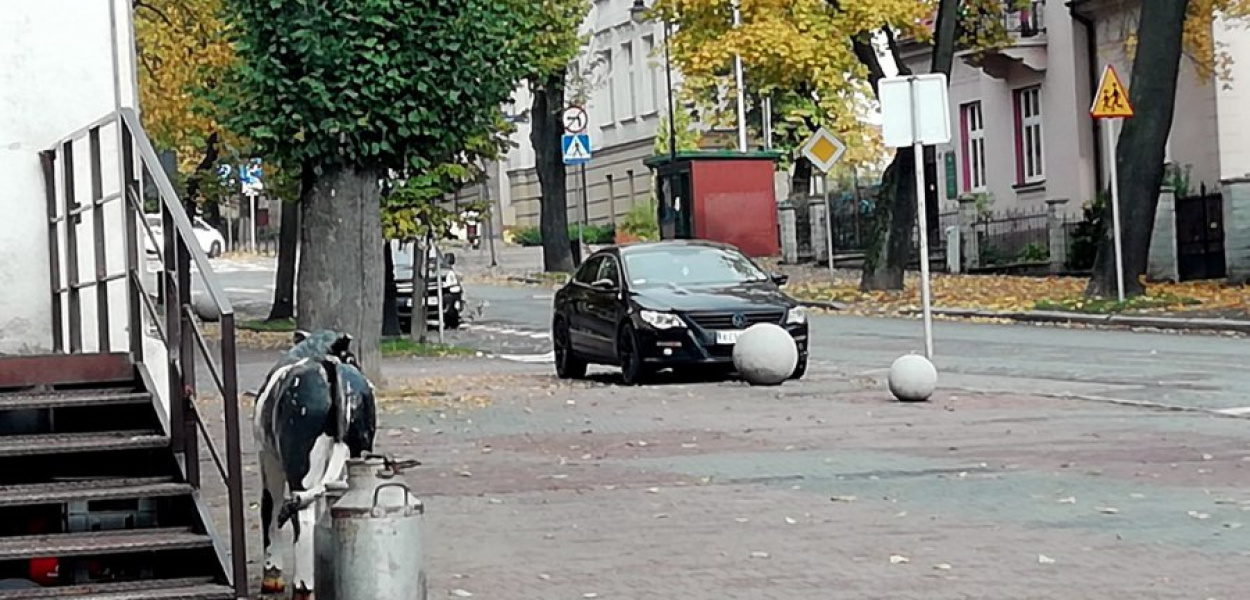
[1215,14,1250,181]
[0,0,138,354]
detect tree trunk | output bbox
[791,157,813,198]
[856,28,912,291]
[382,241,402,338]
[531,74,576,273]
[297,166,384,382]
[267,198,299,321]
[860,150,917,291]
[410,238,429,343]
[185,132,219,218]
[1086,0,1189,297]
[921,0,961,243]
[858,0,960,291]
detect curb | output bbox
[493,279,1250,335]
[891,305,1249,334]
[795,299,1250,334]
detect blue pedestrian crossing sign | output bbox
[562,133,592,165]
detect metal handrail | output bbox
[120,108,235,315]
[43,109,248,598]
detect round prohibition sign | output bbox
[562,105,589,134]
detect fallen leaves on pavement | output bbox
[378,374,539,411]
[784,270,1250,319]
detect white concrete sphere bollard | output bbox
[732,323,798,386]
[190,290,221,322]
[888,354,938,402]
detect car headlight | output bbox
[639,310,685,330]
[786,307,807,324]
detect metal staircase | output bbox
[0,110,247,598]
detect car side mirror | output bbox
[590,278,617,290]
[770,272,789,286]
[443,252,456,266]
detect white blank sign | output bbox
[879,74,952,148]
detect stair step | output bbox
[0,577,234,600]
[0,430,167,458]
[0,527,213,561]
[0,389,150,411]
[0,477,191,508]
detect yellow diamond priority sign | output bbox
[800,127,847,174]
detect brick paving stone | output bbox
[198,357,1250,599]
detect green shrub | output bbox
[513,226,543,247]
[1018,242,1050,263]
[572,223,616,244]
[1066,191,1107,272]
[512,223,616,246]
[621,198,659,241]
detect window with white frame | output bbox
[597,50,616,125]
[961,102,987,192]
[1015,86,1044,184]
[621,41,637,120]
[640,35,658,115]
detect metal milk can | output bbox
[330,457,427,600]
[312,480,349,600]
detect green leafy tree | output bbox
[515,0,591,273]
[220,0,534,377]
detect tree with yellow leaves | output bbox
[654,0,974,290]
[133,0,236,173]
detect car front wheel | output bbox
[617,323,652,386]
[789,355,808,380]
[443,309,462,330]
[209,241,223,258]
[554,319,587,379]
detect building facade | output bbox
[457,0,672,232]
[1,1,139,353]
[901,0,1239,217]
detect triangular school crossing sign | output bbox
[1090,65,1133,119]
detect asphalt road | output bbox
[213,257,1250,416]
[451,283,1250,415]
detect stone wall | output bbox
[1224,178,1250,284]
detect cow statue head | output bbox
[290,329,359,369]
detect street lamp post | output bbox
[630,0,677,162]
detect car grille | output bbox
[684,310,785,330]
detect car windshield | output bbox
[623,246,768,287]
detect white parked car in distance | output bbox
[143,214,227,258]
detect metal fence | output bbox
[828,186,878,255]
[975,208,1050,267]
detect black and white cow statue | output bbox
[253,329,377,598]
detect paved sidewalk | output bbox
[198,356,1250,599]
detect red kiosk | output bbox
[643,150,782,257]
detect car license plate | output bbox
[715,330,744,345]
[426,297,440,307]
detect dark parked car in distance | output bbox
[551,240,809,385]
[393,241,464,331]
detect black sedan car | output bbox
[552,240,809,385]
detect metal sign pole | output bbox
[1106,118,1126,302]
[434,239,445,345]
[579,164,589,251]
[911,78,935,360]
[824,174,834,279]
